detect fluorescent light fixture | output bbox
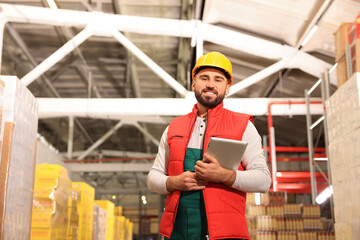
[255,193,261,205]
[310,115,325,130]
[47,0,58,9]
[307,78,322,95]
[316,185,333,204]
[314,157,328,161]
[329,62,338,73]
[301,25,319,47]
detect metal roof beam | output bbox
[0,3,332,84]
[77,120,124,160]
[37,97,324,118]
[68,163,152,172]
[62,150,156,159]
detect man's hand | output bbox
[194,153,236,186]
[166,171,206,192]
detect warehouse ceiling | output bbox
[0,0,359,206]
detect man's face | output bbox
[192,68,230,109]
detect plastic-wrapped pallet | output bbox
[326,72,360,239]
[124,219,133,240]
[115,206,123,217]
[93,203,107,240]
[31,164,72,240]
[0,76,38,240]
[72,182,95,240]
[95,200,114,240]
[93,204,100,240]
[114,216,126,240]
[98,208,107,240]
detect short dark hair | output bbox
[194,66,231,81]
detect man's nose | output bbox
[206,79,215,88]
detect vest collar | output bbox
[192,102,224,117]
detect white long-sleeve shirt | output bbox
[147,118,271,194]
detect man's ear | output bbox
[192,80,196,91]
[225,83,230,96]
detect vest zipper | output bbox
[172,111,198,226]
[201,110,211,239]
[201,111,209,156]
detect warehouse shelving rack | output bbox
[267,102,327,194]
[304,67,335,228]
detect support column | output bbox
[305,89,317,203]
[67,116,74,159]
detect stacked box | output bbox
[124,219,133,240]
[115,206,123,216]
[318,232,336,240]
[31,164,72,240]
[246,201,334,238]
[67,190,79,240]
[0,79,4,151]
[93,204,100,240]
[92,204,107,240]
[255,231,276,240]
[284,204,302,218]
[277,231,297,240]
[98,208,107,240]
[297,231,317,240]
[348,14,360,75]
[0,76,38,239]
[95,200,114,240]
[72,182,95,240]
[333,22,353,88]
[326,72,360,239]
[114,216,126,240]
[260,191,287,205]
[266,204,284,217]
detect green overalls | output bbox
[165,148,208,240]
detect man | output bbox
[147,51,271,240]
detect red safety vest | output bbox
[159,103,253,240]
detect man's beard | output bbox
[194,88,226,109]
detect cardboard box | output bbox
[336,56,348,88]
[334,22,353,61]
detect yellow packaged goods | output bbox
[125,219,133,240]
[114,216,126,240]
[115,206,123,216]
[72,182,95,240]
[95,200,115,240]
[67,190,79,239]
[31,164,72,240]
[33,164,72,204]
[31,227,67,240]
[31,201,68,228]
[72,182,95,206]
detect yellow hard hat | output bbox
[192,51,233,85]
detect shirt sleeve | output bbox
[147,126,170,194]
[231,120,271,193]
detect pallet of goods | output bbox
[0,76,38,240]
